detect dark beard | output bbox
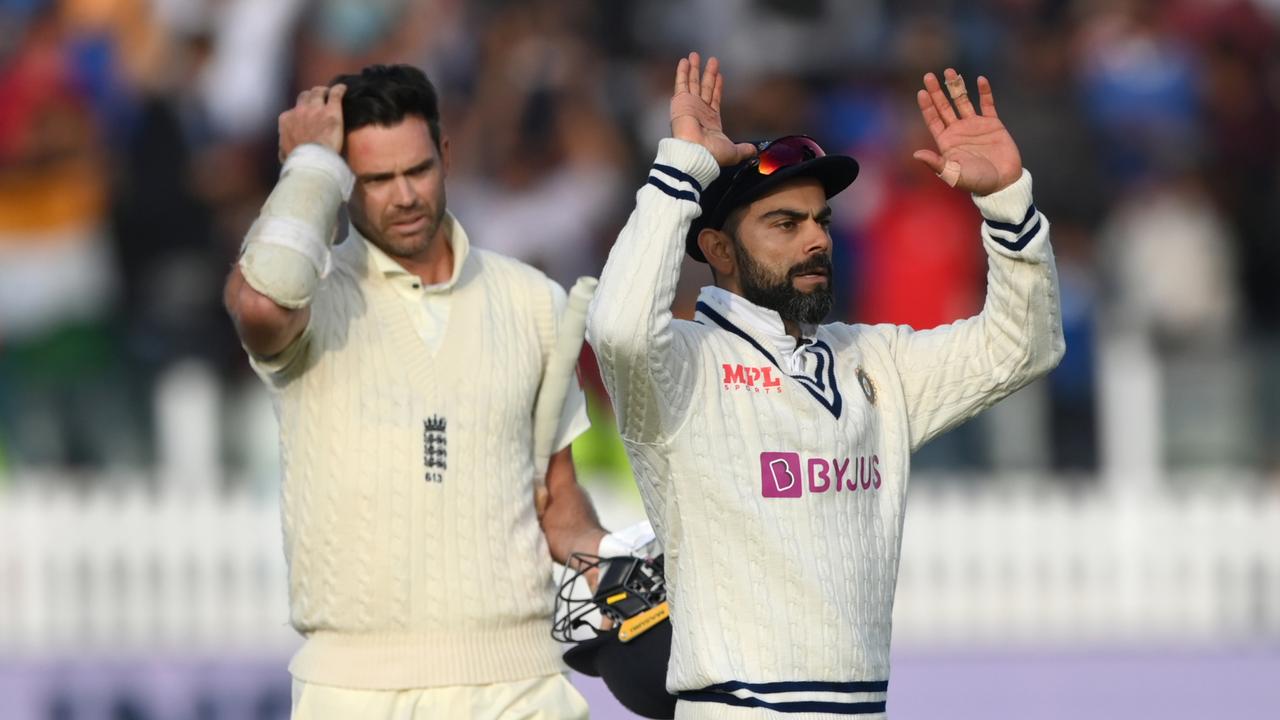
[734,243,834,325]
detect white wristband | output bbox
[598,520,659,558]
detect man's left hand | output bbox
[912,69,1022,196]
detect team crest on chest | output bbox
[856,367,877,405]
[423,415,447,483]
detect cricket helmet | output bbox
[553,553,676,719]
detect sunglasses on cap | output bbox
[708,135,827,225]
[753,134,827,175]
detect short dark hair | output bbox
[331,64,442,149]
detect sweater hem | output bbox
[289,622,566,690]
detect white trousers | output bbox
[290,673,590,720]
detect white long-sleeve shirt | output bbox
[587,139,1064,719]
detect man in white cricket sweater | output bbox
[587,53,1065,718]
[223,64,611,718]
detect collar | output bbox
[694,285,844,418]
[360,211,470,293]
[696,285,818,356]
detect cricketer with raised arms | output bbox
[586,52,1064,718]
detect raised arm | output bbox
[586,53,754,444]
[224,84,351,360]
[890,70,1065,449]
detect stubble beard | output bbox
[353,193,448,260]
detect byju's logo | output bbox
[761,452,803,498]
[760,451,882,498]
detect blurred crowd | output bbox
[1,0,1278,486]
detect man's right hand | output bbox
[670,52,756,167]
[277,83,347,163]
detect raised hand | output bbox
[277,83,347,162]
[912,69,1022,196]
[670,52,756,167]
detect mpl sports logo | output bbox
[760,451,882,498]
[723,363,783,394]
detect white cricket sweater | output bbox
[244,147,589,690]
[587,139,1064,719]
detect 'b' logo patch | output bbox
[760,452,803,498]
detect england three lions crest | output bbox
[423,415,447,483]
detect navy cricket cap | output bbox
[685,135,859,263]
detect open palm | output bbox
[913,69,1022,196]
[670,52,756,168]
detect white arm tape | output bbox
[245,215,332,278]
[237,144,351,308]
[282,143,355,201]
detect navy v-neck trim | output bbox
[696,301,843,419]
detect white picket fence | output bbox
[0,482,297,655]
[894,481,1280,646]
[2,479,1279,654]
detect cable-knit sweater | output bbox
[246,150,588,690]
[587,139,1064,718]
